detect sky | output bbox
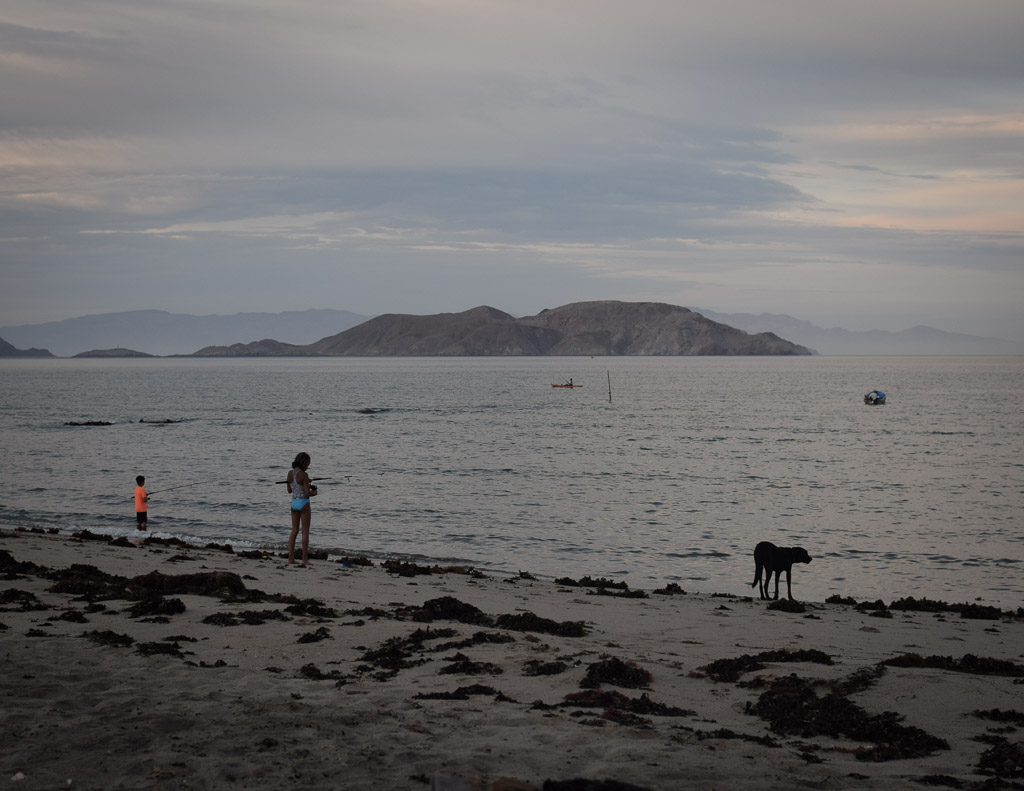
[2,0,1023,340]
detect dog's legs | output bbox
[772,570,781,600]
[785,569,793,600]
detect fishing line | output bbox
[126,480,204,501]
[272,476,344,485]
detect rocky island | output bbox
[194,301,812,357]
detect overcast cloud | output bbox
[1,0,1022,338]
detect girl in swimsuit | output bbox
[286,452,316,566]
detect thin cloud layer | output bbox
[1,0,1022,337]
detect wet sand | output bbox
[2,528,1022,790]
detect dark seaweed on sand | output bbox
[0,550,48,577]
[702,649,834,683]
[751,673,949,761]
[136,641,187,658]
[50,609,89,623]
[71,529,116,542]
[1,588,50,611]
[439,652,503,676]
[82,629,135,648]
[48,564,127,599]
[358,627,458,673]
[689,728,780,748]
[828,593,1018,620]
[128,570,264,602]
[128,595,186,618]
[579,657,652,689]
[881,653,1024,677]
[523,659,570,676]
[415,684,513,701]
[542,777,655,791]
[494,611,587,637]
[284,599,339,619]
[297,626,333,643]
[383,560,483,578]
[46,564,267,605]
[395,596,587,637]
[554,575,630,591]
[433,631,516,652]
[201,609,291,626]
[651,583,686,596]
[398,596,491,625]
[142,536,192,549]
[974,709,1024,726]
[563,690,693,718]
[766,599,806,613]
[299,663,348,683]
[977,739,1024,778]
[589,587,649,599]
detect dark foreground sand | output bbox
[2,528,1022,790]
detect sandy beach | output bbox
[2,528,1022,791]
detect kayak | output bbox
[551,384,583,388]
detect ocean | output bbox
[1,355,1021,608]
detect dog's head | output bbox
[794,547,812,564]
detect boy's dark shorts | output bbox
[136,511,148,525]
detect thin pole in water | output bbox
[607,370,612,403]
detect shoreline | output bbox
[2,527,1023,790]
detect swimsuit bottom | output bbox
[291,498,310,512]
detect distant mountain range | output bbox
[195,302,810,356]
[0,309,368,357]
[695,309,1024,356]
[1,304,1020,358]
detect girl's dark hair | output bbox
[292,452,311,469]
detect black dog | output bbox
[751,541,812,601]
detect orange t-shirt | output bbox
[134,486,148,513]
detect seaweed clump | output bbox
[880,653,1024,677]
[827,594,1019,621]
[357,627,458,677]
[415,684,509,701]
[495,611,586,637]
[977,739,1024,778]
[554,576,647,599]
[579,657,652,689]
[201,609,290,627]
[542,778,655,790]
[751,673,949,761]
[128,595,186,618]
[394,596,586,636]
[398,596,492,625]
[701,649,834,683]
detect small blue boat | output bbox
[864,390,886,405]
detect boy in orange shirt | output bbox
[134,475,149,531]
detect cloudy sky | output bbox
[2,0,1022,339]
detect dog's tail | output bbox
[751,567,761,589]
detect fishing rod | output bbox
[272,476,348,485]
[148,481,205,495]
[126,480,204,501]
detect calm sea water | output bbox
[1,356,1021,607]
